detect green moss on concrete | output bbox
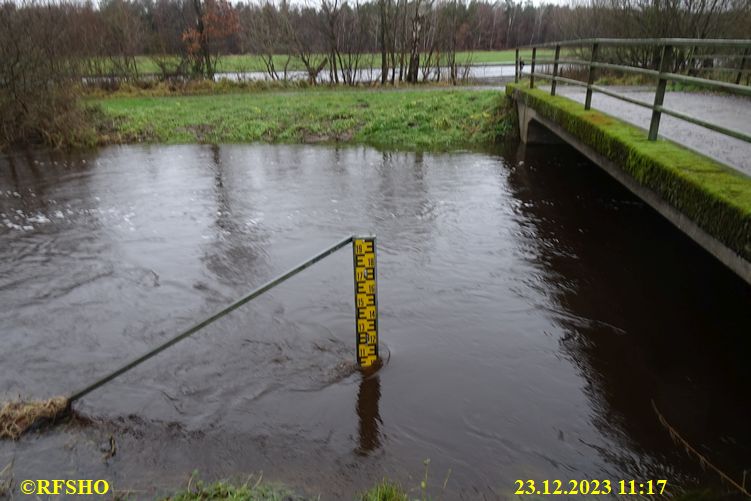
[506,83,751,262]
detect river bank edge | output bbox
[0,84,516,153]
[87,86,514,152]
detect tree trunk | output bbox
[380,0,388,83]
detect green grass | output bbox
[359,481,410,501]
[88,50,546,75]
[507,83,751,262]
[158,477,742,501]
[93,87,510,150]
[163,477,413,501]
[163,478,303,500]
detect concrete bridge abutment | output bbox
[517,103,564,145]
[510,85,751,286]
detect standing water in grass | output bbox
[1,144,749,498]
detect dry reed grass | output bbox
[0,397,69,440]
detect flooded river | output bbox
[1,144,750,499]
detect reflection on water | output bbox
[356,374,382,456]
[507,143,751,490]
[0,143,749,499]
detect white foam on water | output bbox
[27,214,51,224]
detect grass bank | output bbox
[93,87,510,150]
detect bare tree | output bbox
[183,0,239,78]
[281,5,328,84]
[239,1,292,80]
[0,1,91,148]
[100,0,147,80]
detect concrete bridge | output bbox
[508,38,751,285]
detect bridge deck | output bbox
[546,85,751,176]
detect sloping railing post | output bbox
[530,46,536,88]
[515,48,519,83]
[649,44,673,141]
[551,44,561,96]
[737,48,749,86]
[584,42,599,110]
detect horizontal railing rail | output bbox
[514,38,751,144]
[517,38,751,49]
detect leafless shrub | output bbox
[0,0,95,149]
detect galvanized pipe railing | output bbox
[514,38,751,143]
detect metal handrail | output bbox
[514,38,751,143]
[517,38,751,49]
[533,58,751,76]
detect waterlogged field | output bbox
[86,49,554,75]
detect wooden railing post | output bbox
[530,47,536,88]
[584,42,599,110]
[515,48,519,83]
[649,44,673,141]
[551,44,561,96]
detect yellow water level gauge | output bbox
[353,236,378,368]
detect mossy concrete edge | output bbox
[506,84,751,270]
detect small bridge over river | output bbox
[507,38,751,285]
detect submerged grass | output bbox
[0,462,12,498]
[0,397,69,440]
[93,88,510,150]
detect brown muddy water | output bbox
[1,144,750,499]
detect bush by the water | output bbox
[0,1,96,149]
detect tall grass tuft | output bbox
[360,481,409,501]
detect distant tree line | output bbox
[0,0,577,83]
[564,0,751,74]
[3,0,750,82]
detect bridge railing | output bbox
[514,38,751,143]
